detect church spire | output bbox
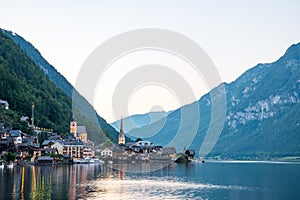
[118,116,125,144]
[120,116,124,134]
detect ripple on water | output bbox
[85,176,251,199]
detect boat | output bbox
[6,162,14,168]
[90,158,104,165]
[0,161,4,169]
[73,158,90,164]
[192,158,205,163]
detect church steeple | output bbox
[118,116,125,144]
[70,115,77,138]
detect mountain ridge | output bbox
[127,42,300,159]
[1,29,123,144]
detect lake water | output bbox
[0,161,300,199]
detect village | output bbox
[0,100,179,167]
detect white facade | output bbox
[13,136,22,144]
[0,100,9,109]
[135,140,154,147]
[101,148,112,157]
[63,145,83,158]
[52,141,64,154]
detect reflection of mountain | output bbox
[126,43,300,160]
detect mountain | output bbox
[2,29,124,144]
[110,111,169,133]
[0,30,71,133]
[127,43,300,160]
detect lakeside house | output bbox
[36,156,54,164]
[100,148,113,157]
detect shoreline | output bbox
[201,159,300,164]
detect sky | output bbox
[1,0,300,122]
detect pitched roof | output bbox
[37,156,53,161]
[41,140,54,146]
[9,130,21,137]
[0,100,9,107]
[49,135,61,140]
[63,139,84,146]
[77,126,86,133]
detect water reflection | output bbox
[0,163,178,199]
[1,162,300,199]
[30,166,52,200]
[0,164,103,199]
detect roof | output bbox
[112,147,125,153]
[28,144,40,149]
[77,126,86,133]
[101,147,112,152]
[0,100,9,106]
[53,140,63,145]
[135,140,155,147]
[42,140,54,146]
[9,130,21,137]
[49,135,61,140]
[125,142,135,146]
[37,156,53,161]
[42,148,57,153]
[0,141,8,145]
[63,139,84,146]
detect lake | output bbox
[0,161,300,199]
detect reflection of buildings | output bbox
[13,166,52,199]
[118,165,125,180]
[30,166,52,199]
[1,164,104,199]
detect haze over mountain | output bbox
[110,111,169,133]
[1,29,124,144]
[127,42,300,160]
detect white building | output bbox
[0,100,9,109]
[101,148,113,157]
[52,141,64,155]
[9,130,22,144]
[134,140,155,147]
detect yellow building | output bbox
[70,116,77,137]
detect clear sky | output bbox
[1,0,300,122]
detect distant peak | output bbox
[280,42,300,61]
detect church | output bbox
[70,116,88,142]
[118,117,125,144]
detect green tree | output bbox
[3,152,16,163]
